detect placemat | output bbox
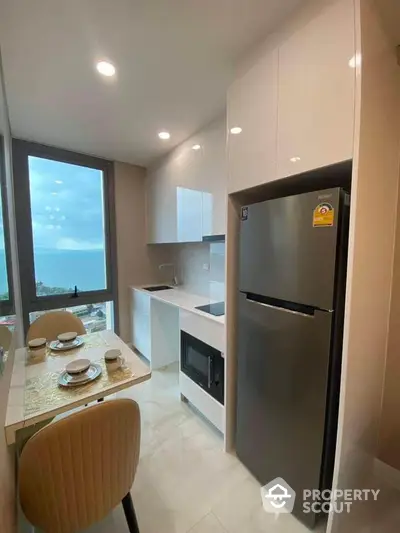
[24,358,134,417]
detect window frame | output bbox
[0,134,14,317]
[12,139,119,336]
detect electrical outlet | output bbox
[203,263,210,271]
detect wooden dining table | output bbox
[4,330,151,445]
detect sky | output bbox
[28,156,105,251]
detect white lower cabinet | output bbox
[131,289,151,361]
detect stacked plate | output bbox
[58,358,102,387]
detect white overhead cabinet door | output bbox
[276,0,355,179]
[227,49,279,193]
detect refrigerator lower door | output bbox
[236,292,333,528]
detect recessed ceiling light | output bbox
[55,180,63,185]
[96,60,116,77]
[289,156,301,163]
[348,53,361,69]
[192,144,201,150]
[158,131,170,140]
[51,192,58,196]
[230,126,242,135]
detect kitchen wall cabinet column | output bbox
[276,0,355,178]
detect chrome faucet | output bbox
[159,263,178,287]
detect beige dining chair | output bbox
[19,399,141,533]
[27,310,86,342]
[0,324,12,351]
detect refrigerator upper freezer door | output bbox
[239,188,342,310]
[235,292,333,528]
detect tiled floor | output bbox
[84,363,312,533]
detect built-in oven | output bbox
[181,331,224,405]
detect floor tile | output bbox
[79,362,400,533]
[189,513,228,533]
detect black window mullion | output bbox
[0,135,14,316]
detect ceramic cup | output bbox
[106,355,124,372]
[104,349,122,362]
[28,337,47,359]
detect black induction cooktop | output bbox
[195,301,225,317]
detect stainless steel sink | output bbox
[143,285,173,292]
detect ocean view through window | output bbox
[28,156,107,296]
[13,140,117,336]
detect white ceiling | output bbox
[0,0,302,166]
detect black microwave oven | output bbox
[181,331,224,405]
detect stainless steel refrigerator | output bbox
[236,187,350,528]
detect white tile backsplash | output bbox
[175,242,225,301]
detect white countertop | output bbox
[131,285,225,325]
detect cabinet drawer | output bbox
[179,310,225,353]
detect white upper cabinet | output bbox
[146,117,227,244]
[227,49,279,193]
[276,0,355,178]
[197,119,227,236]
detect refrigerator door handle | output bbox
[246,296,315,318]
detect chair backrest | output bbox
[0,325,12,351]
[19,399,141,533]
[27,310,86,342]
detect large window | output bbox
[28,156,107,296]
[13,141,118,336]
[0,136,13,318]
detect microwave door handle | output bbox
[208,356,213,388]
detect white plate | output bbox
[49,338,84,352]
[58,363,102,387]
[66,358,91,375]
[58,331,78,343]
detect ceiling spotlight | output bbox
[158,131,171,140]
[192,144,201,150]
[289,156,301,163]
[230,126,242,135]
[96,60,116,77]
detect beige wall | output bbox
[379,161,400,470]
[0,333,16,533]
[328,0,400,531]
[114,162,174,343]
[0,46,17,533]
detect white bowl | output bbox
[66,358,91,375]
[28,337,47,349]
[58,331,78,343]
[104,349,122,361]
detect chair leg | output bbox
[122,492,140,533]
